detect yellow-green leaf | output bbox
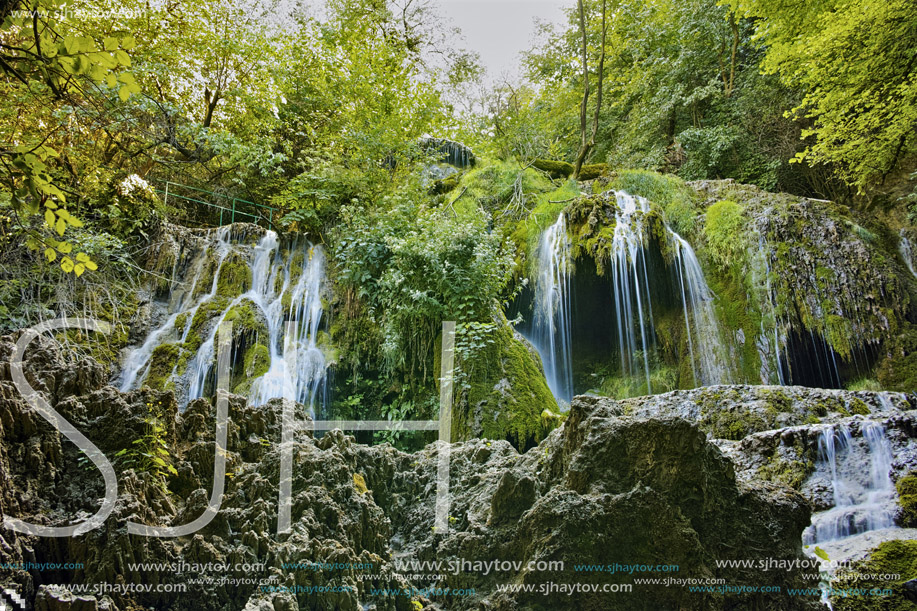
[113,49,131,67]
[74,263,85,277]
[60,257,74,273]
[58,242,72,254]
[44,248,56,262]
[44,209,56,227]
[55,218,66,235]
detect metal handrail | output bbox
[147,177,278,228]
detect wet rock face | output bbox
[0,337,822,610]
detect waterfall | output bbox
[419,136,476,169]
[607,191,729,390]
[249,241,327,408]
[119,226,235,392]
[899,230,917,278]
[608,192,656,390]
[804,422,897,544]
[119,226,329,412]
[672,234,729,386]
[525,190,730,399]
[530,214,574,404]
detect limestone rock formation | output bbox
[0,336,823,610]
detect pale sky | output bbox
[436,0,570,82]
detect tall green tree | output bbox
[726,0,917,194]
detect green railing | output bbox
[148,178,278,228]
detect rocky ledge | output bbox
[0,335,881,610]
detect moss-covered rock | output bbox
[430,172,461,195]
[877,322,917,391]
[577,163,608,180]
[532,159,574,179]
[757,455,814,491]
[691,179,911,385]
[895,472,917,527]
[831,540,917,611]
[232,343,270,396]
[145,342,180,390]
[454,322,560,450]
[216,253,252,298]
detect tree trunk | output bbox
[573,0,607,179]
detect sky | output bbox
[435,0,570,82]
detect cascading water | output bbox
[608,192,656,390]
[119,226,235,393]
[899,230,917,279]
[249,241,327,408]
[529,214,574,404]
[803,422,897,544]
[608,191,730,390]
[119,226,330,413]
[525,191,730,400]
[419,136,476,169]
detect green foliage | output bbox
[114,400,177,490]
[727,0,917,193]
[333,183,513,403]
[517,0,811,194]
[845,378,883,392]
[0,0,140,273]
[607,170,700,235]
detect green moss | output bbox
[894,472,917,527]
[877,322,917,390]
[224,300,260,333]
[455,323,559,449]
[607,170,700,236]
[696,388,776,440]
[145,343,180,390]
[289,251,305,282]
[233,343,270,395]
[532,159,574,179]
[757,455,813,490]
[756,387,792,413]
[848,398,871,416]
[186,297,230,353]
[708,409,768,440]
[174,312,189,334]
[430,173,461,195]
[704,200,746,269]
[832,540,917,611]
[216,253,252,297]
[578,163,608,180]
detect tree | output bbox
[521,0,812,194]
[572,0,607,179]
[0,0,139,274]
[726,0,917,193]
